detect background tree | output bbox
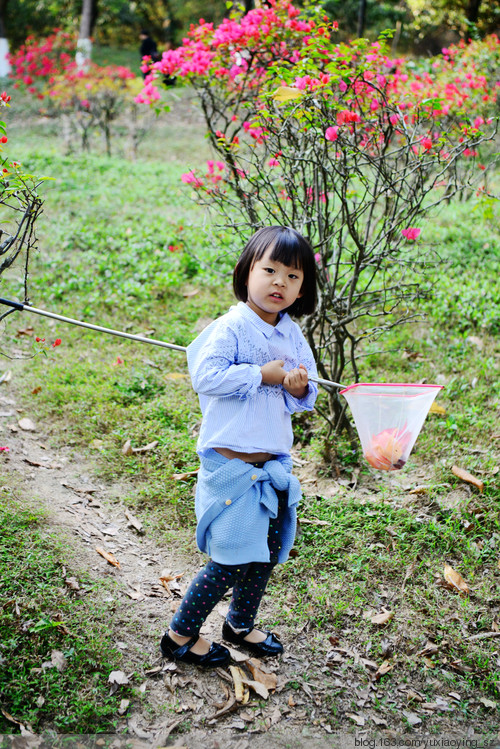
[141,2,499,433]
[76,0,96,66]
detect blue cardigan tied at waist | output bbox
[195,449,302,565]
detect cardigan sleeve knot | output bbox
[257,459,301,518]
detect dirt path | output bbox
[4,381,355,748]
[3,381,496,748]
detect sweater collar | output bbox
[236,302,293,339]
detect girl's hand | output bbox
[283,364,309,398]
[260,359,287,385]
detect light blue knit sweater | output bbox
[195,448,301,565]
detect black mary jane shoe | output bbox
[222,620,284,657]
[160,632,230,668]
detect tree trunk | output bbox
[466,0,482,24]
[77,0,94,68]
[79,0,93,38]
[357,0,367,37]
[0,0,7,37]
[0,0,10,77]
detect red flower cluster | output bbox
[8,30,136,111]
[8,30,77,98]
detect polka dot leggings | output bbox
[170,488,287,637]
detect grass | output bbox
[0,488,128,733]
[1,90,499,731]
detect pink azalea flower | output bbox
[325,126,339,141]
[314,252,321,263]
[401,227,421,241]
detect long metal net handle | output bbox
[0,298,345,390]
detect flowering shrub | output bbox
[47,63,139,155]
[9,32,146,156]
[0,93,45,335]
[139,0,499,431]
[8,30,77,99]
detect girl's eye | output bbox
[264,267,275,273]
[289,273,298,280]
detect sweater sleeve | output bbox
[187,321,262,399]
[282,327,318,414]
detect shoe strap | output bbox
[171,633,200,659]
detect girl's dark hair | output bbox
[233,226,317,317]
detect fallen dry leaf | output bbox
[346,712,365,727]
[16,326,34,337]
[0,708,34,736]
[406,689,425,703]
[429,402,446,415]
[451,465,484,493]
[371,610,394,625]
[408,485,428,495]
[229,665,250,704]
[18,417,36,431]
[403,710,422,726]
[124,509,143,532]
[0,370,12,384]
[108,670,129,685]
[122,439,158,455]
[172,469,199,481]
[96,547,120,568]
[32,386,42,395]
[246,659,278,691]
[444,563,470,596]
[374,660,393,680]
[418,640,439,656]
[401,561,417,593]
[467,631,500,642]
[240,674,269,699]
[165,372,189,380]
[159,569,184,593]
[211,694,237,720]
[42,650,67,672]
[132,440,158,453]
[479,697,497,709]
[298,517,331,526]
[125,587,144,601]
[118,699,130,715]
[122,439,133,456]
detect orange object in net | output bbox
[341,384,443,471]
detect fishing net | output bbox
[340,383,443,471]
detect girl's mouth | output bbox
[270,293,283,299]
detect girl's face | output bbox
[245,247,304,325]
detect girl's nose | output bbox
[273,274,286,286]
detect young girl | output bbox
[160,225,318,667]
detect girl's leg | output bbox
[225,488,287,642]
[170,559,239,635]
[168,559,249,654]
[226,561,275,631]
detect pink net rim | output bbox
[340,382,444,395]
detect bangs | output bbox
[252,228,308,269]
